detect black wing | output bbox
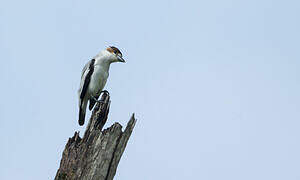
[78,59,95,126]
[79,59,95,100]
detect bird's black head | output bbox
[107,46,122,56]
[106,46,125,63]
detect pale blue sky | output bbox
[1,0,300,179]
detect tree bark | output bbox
[55,93,136,180]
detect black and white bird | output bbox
[78,46,125,126]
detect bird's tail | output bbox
[78,100,87,126]
[78,108,85,126]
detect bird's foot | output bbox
[100,90,109,95]
[91,95,105,103]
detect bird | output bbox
[78,46,125,126]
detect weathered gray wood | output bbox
[106,115,136,180]
[55,93,136,180]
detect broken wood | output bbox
[55,92,136,180]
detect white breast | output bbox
[88,65,109,96]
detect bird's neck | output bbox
[98,59,111,71]
[94,51,112,71]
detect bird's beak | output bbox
[117,55,126,63]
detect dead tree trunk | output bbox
[55,93,136,180]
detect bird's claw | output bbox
[100,90,109,95]
[91,95,105,103]
[91,90,109,104]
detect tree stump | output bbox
[55,92,136,180]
